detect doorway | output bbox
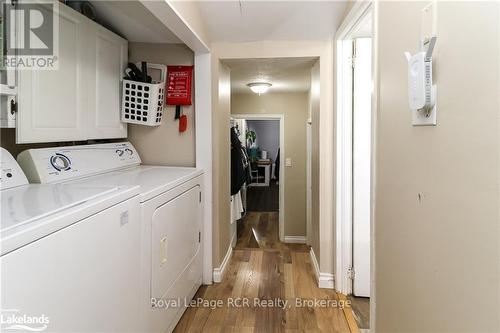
[335,2,373,331]
[225,57,316,250]
[231,114,284,247]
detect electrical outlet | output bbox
[412,87,437,126]
[285,158,292,167]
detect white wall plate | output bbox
[412,88,437,126]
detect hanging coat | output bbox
[231,127,246,195]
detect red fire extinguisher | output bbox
[166,66,193,133]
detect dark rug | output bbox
[246,181,279,212]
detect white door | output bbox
[352,37,372,297]
[86,25,128,139]
[151,186,202,300]
[16,4,88,143]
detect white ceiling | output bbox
[223,57,317,94]
[89,1,182,43]
[197,1,348,42]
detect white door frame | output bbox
[335,0,375,296]
[231,114,285,241]
[194,53,213,285]
[306,120,312,245]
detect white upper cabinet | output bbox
[16,2,127,144]
[87,25,128,140]
[17,4,88,143]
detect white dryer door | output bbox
[151,186,201,299]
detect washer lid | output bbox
[72,166,203,202]
[1,183,138,255]
[116,166,203,202]
[1,183,120,231]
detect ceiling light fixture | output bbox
[247,82,272,94]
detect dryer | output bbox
[17,142,204,333]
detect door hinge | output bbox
[347,267,355,280]
[10,98,17,115]
[348,56,356,69]
[198,231,201,243]
[351,40,357,69]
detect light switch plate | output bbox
[285,158,292,167]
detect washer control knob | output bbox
[115,149,124,157]
[50,153,71,171]
[125,148,133,155]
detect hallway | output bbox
[245,182,280,212]
[174,212,355,332]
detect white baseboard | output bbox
[213,244,232,283]
[213,228,237,283]
[283,236,307,244]
[309,248,335,289]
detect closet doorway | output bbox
[335,2,374,330]
[231,114,285,244]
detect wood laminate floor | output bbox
[236,211,280,250]
[174,212,353,332]
[347,296,370,330]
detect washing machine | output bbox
[17,142,204,333]
[1,148,142,332]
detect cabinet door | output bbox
[16,4,88,143]
[87,25,128,139]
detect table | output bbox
[249,160,272,187]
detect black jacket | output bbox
[230,127,247,195]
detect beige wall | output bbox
[127,43,196,167]
[375,1,500,331]
[212,60,232,267]
[309,61,321,261]
[232,92,309,237]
